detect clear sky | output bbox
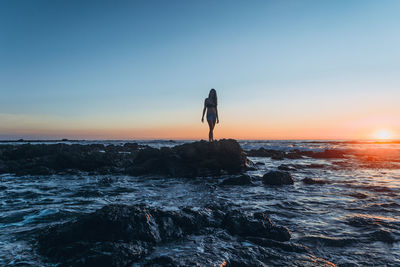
[1,0,399,140]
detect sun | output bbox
[374,129,392,140]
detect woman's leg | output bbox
[207,119,216,141]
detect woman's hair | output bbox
[208,88,217,106]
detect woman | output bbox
[201,88,219,141]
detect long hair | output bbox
[208,88,217,106]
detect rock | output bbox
[127,139,247,177]
[0,140,246,177]
[219,175,252,186]
[278,164,297,171]
[302,177,328,185]
[305,163,326,169]
[0,160,9,174]
[262,171,294,185]
[37,204,291,266]
[246,148,285,159]
[311,149,346,159]
[223,210,291,241]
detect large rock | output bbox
[37,204,291,266]
[127,139,247,177]
[0,140,247,177]
[262,171,294,185]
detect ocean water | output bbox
[0,140,399,266]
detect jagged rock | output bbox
[311,149,346,159]
[0,139,247,177]
[302,177,328,185]
[262,171,294,185]
[127,139,247,177]
[37,204,291,266]
[278,164,297,171]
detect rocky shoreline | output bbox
[36,203,337,266]
[0,139,248,177]
[37,203,314,266]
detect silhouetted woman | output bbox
[201,89,219,141]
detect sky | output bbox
[1,0,399,140]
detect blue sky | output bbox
[1,0,399,139]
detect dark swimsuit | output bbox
[206,101,217,123]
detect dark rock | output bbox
[127,139,247,177]
[0,139,246,177]
[305,163,326,169]
[37,204,291,266]
[262,171,294,185]
[223,210,290,241]
[0,160,9,174]
[277,164,297,171]
[311,149,346,159]
[285,151,303,159]
[246,148,285,159]
[271,155,284,160]
[219,175,252,186]
[302,177,328,185]
[348,192,369,199]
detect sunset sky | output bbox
[1,0,399,140]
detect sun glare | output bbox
[374,129,392,140]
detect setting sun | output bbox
[374,129,392,140]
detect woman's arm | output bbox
[201,99,206,122]
[216,107,219,123]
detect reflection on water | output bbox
[0,140,399,266]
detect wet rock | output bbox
[0,160,9,173]
[278,164,297,171]
[223,210,291,241]
[246,148,285,158]
[127,139,247,177]
[219,175,252,186]
[348,192,369,199]
[302,177,328,185]
[37,204,292,266]
[311,149,346,159]
[262,171,294,185]
[305,163,326,169]
[0,140,247,177]
[285,151,303,159]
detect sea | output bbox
[0,140,399,266]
